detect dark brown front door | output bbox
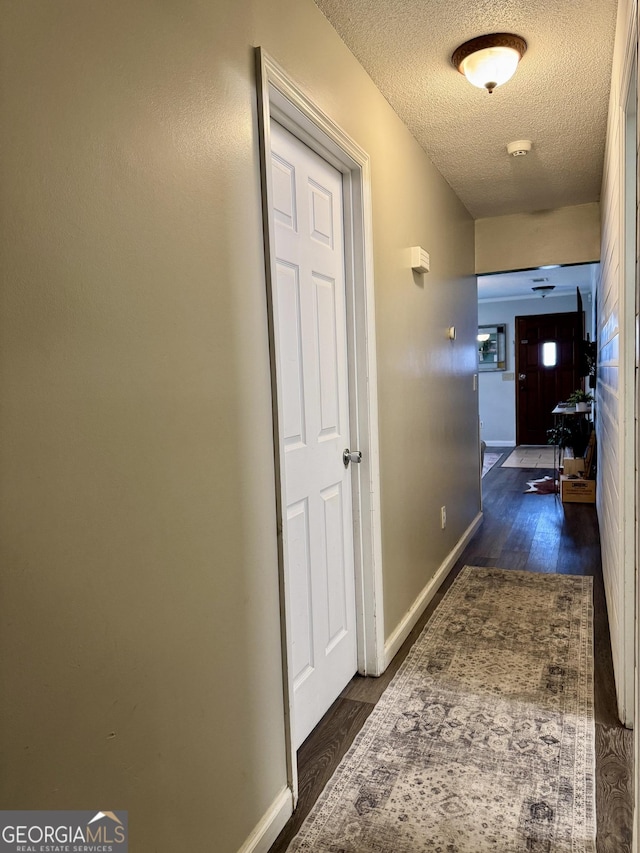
[515,312,583,445]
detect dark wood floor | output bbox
[269,451,634,853]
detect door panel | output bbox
[321,482,348,647]
[288,498,313,686]
[277,262,306,447]
[271,120,357,749]
[314,273,341,437]
[515,312,583,445]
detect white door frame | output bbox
[255,47,385,801]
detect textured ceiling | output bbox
[313,0,618,219]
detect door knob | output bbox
[519,373,526,380]
[343,449,362,468]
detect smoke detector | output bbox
[507,139,532,157]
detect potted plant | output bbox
[567,389,594,412]
[583,339,597,389]
[547,417,591,459]
[547,423,573,450]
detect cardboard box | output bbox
[560,475,596,504]
[562,457,585,476]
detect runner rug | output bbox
[482,452,502,477]
[287,566,595,852]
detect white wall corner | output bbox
[383,512,483,668]
[236,787,293,853]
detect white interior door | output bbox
[270,119,358,749]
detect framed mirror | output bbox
[478,324,506,371]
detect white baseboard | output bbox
[383,512,483,668]
[237,786,293,853]
[484,440,515,447]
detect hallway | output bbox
[270,452,634,852]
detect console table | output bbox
[550,404,594,494]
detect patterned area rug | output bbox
[287,567,595,852]
[482,452,502,477]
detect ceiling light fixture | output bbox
[532,285,556,298]
[452,33,527,94]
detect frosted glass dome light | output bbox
[461,46,521,91]
[452,34,527,94]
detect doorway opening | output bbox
[477,264,598,451]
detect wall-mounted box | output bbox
[411,246,430,274]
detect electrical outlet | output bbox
[440,506,446,529]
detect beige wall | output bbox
[0,1,477,849]
[475,203,601,273]
[373,161,478,636]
